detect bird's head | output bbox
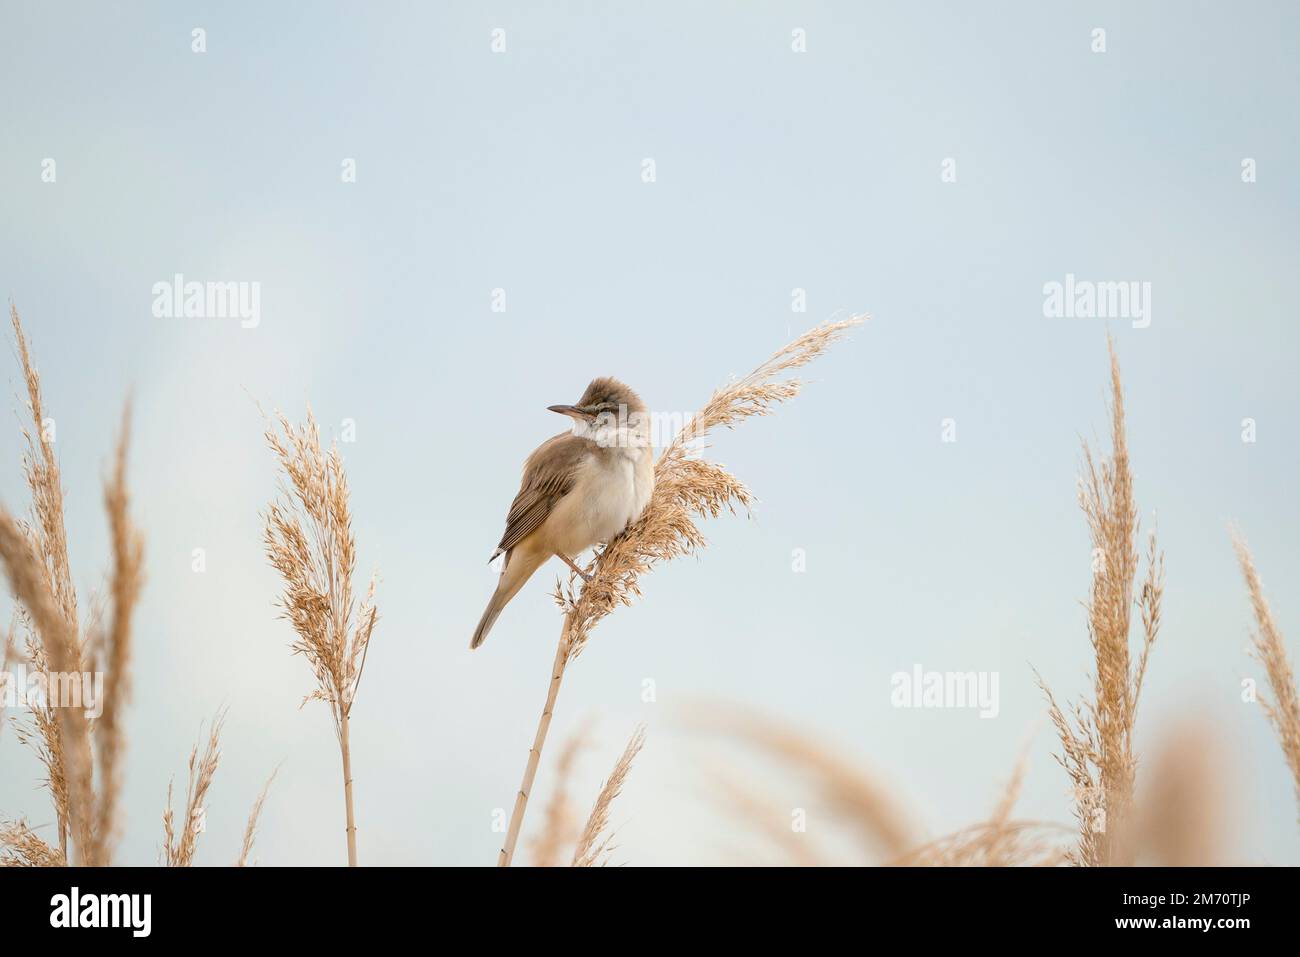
[548,378,650,447]
[547,377,646,422]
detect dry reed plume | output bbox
[162,712,225,867]
[1037,337,1163,866]
[237,766,280,867]
[528,728,586,867]
[895,823,1069,868]
[1136,720,1229,865]
[0,819,66,866]
[1231,533,1300,823]
[688,705,1067,866]
[571,725,645,867]
[706,765,827,866]
[160,713,279,867]
[0,305,144,867]
[495,316,864,866]
[1,615,18,738]
[688,703,917,863]
[263,409,379,866]
[891,748,1069,867]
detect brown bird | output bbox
[470,377,655,649]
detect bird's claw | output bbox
[559,553,594,582]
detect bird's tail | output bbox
[470,546,546,649]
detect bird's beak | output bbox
[547,404,594,421]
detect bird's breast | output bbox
[556,447,654,553]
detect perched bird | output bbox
[470,377,655,649]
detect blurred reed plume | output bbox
[162,712,224,867]
[688,705,1066,866]
[571,725,645,867]
[1231,533,1300,823]
[495,316,864,866]
[263,409,379,866]
[528,728,586,867]
[688,703,917,863]
[1136,719,1229,865]
[1037,337,1163,866]
[236,766,279,867]
[0,305,144,867]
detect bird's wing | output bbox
[493,432,589,556]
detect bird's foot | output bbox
[558,553,593,582]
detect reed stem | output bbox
[498,626,569,867]
[340,710,358,866]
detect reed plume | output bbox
[495,316,863,866]
[1137,719,1228,865]
[571,725,645,867]
[263,409,379,866]
[90,406,145,865]
[705,764,826,866]
[162,713,224,867]
[688,702,917,863]
[1037,337,1163,866]
[0,614,18,738]
[0,820,65,867]
[236,768,280,867]
[0,517,92,860]
[528,728,586,867]
[686,705,1068,866]
[0,306,143,867]
[894,821,1070,868]
[1231,532,1300,823]
[5,303,83,858]
[892,748,1069,867]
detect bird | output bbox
[470,377,655,649]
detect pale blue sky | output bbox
[2,2,1298,865]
